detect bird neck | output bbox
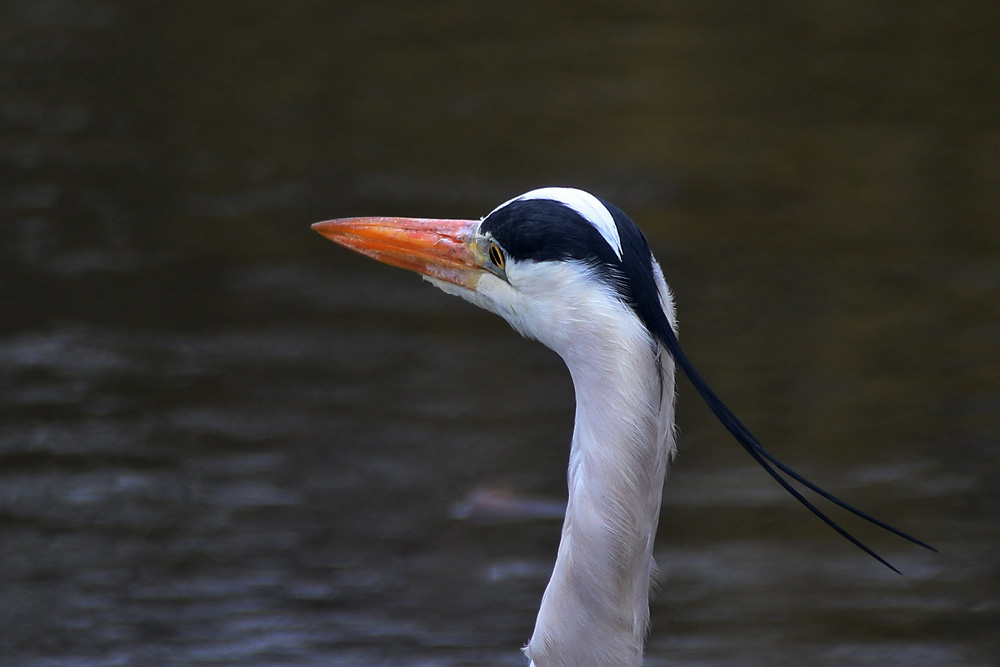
[526,313,676,667]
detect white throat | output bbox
[523,273,677,667]
[430,249,679,667]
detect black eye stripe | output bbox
[481,199,618,267]
[481,197,662,334]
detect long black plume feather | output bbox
[514,195,936,571]
[649,307,937,571]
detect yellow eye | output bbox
[488,241,505,270]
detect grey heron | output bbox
[312,187,934,667]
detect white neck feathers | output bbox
[524,271,677,667]
[432,245,678,667]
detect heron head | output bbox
[312,187,666,349]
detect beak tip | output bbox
[312,219,343,240]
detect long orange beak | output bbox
[312,217,483,289]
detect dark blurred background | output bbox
[2,1,997,665]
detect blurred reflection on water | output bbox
[2,1,997,665]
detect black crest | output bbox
[482,192,935,572]
[481,197,666,335]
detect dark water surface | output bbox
[3,2,998,665]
